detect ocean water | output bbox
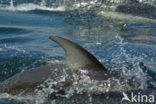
[0,0,156,104]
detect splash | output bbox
[0,63,147,104]
[110,31,148,89]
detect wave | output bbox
[0,27,30,34]
[0,0,155,12]
[0,0,155,21]
[0,3,66,12]
[0,0,99,12]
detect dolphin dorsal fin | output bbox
[49,36,107,71]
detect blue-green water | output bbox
[0,0,156,104]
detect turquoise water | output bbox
[0,0,156,104]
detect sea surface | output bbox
[0,0,156,104]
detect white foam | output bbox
[0,3,66,12]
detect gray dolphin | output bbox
[0,36,117,97]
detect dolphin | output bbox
[0,36,117,97]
